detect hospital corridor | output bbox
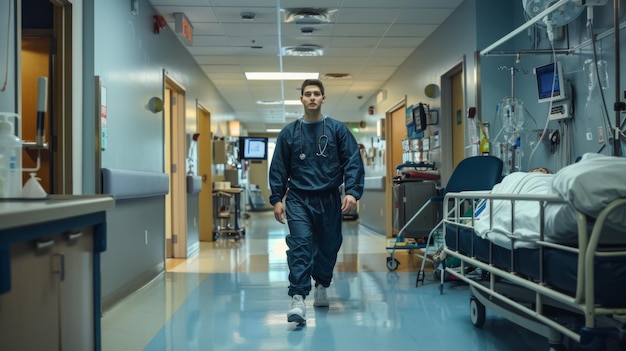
[101,211,547,351]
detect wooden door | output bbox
[165,79,188,258]
[451,71,465,168]
[390,105,407,172]
[197,104,213,241]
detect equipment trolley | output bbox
[212,188,245,241]
[386,162,440,282]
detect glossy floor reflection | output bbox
[102,211,547,351]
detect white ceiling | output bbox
[148,0,464,133]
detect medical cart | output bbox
[386,161,440,274]
[212,188,245,241]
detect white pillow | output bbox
[552,153,626,231]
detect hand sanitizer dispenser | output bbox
[0,113,22,198]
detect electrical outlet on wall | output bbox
[598,126,605,144]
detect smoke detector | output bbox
[241,12,256,21]
[284,8,333,24]
[301,27,315,35]
[283,45,324,57]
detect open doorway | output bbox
[440,59,466,182]
[164,75,188,258]
[384,98,407,239]
[20,0,73,195]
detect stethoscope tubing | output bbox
[299,117,329,159]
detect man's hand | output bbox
[341,194,357,213]
[273,202,286,224]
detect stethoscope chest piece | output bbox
[298,117,328,161]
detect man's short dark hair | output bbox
[301,79,325,96]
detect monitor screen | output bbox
[239,137,268,160]
[534,62,566,103]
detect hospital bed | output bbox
[440,153,626,351]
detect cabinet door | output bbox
[0,239,60,351]
[58,228,94,351]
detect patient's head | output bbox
[528,167,551,174]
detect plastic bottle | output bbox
[23,172,47,198]
[468,116,479,156]
[0,113,22,198]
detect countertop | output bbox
[0,195,115,231]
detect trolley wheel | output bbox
[386,257,400,271]
[234,234,241,241]
[213,232,219,241]
[548,343,567,351]
[470,297,486,329]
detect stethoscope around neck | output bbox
[298,117,328,160]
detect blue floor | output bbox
[102,212,552,351]
[138,273,547,351]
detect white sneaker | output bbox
[287,295,306,324]
[314,285,329,307]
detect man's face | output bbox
[300,85,325,111]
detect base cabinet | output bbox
[0,228,94,351]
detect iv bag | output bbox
[498,97,524,142]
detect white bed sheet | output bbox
[473,172,561,248]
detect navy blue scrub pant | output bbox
[285,189,343,298]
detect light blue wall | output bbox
[81,0,235,308]
[360,0,481,181]
[479,2,625,171]
[86,0,233,176]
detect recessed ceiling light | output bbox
[283,45,323,57]
[245,72,319,80]
[255,100,302,106]
[266,128,282,133]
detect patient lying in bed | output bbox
[472,153,626,249]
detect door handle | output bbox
[35,239,55,250]
[53,252,65,282]
[66,232,83,241]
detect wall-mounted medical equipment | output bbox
[534,61,572,121]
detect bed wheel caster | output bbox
[470,297,486,329]
[386,257,399,271]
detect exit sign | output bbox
[174,13,193,46]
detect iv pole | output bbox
[499,66,526,173]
